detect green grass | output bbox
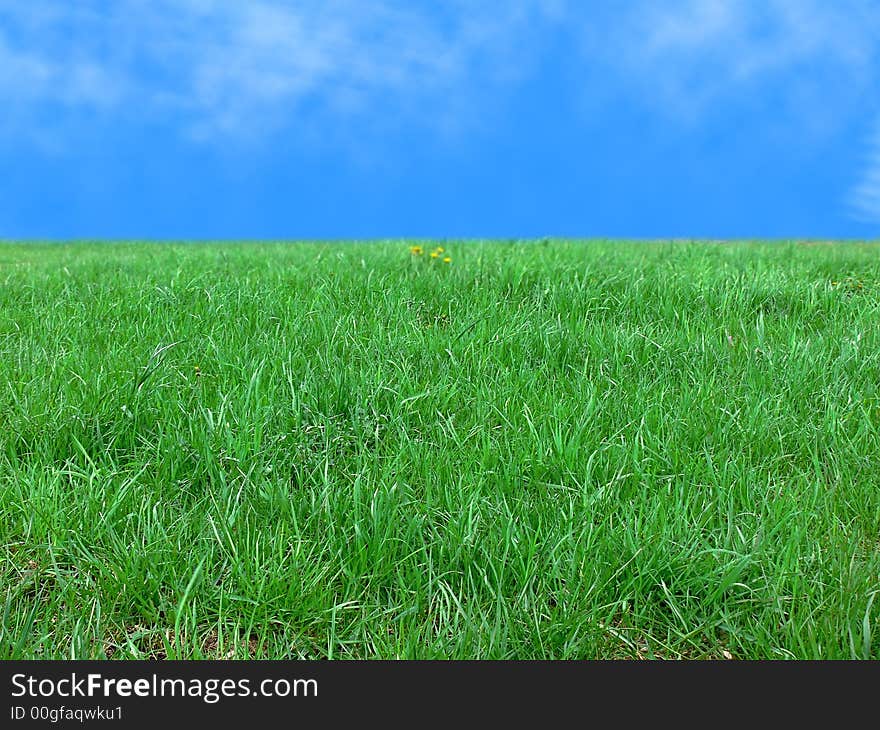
[1,239,879,659]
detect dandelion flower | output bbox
[410,245,423,255]
[430,251,440,259]
[443,256,452,264]
[435,246,445,253]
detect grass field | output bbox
[1,239,879,659]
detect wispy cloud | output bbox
[3,1,877,138]
[584,0,880,117]
[0,30,124,108]
[567,0,880,225]
[849,124,880,223]
[0,0,561,139]
[3,0,880,222]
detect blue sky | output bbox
[1,0,880,239]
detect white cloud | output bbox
[0,0,561,139]
[2,0,880,220]
[583,0,880,115]
[0,36,123,108]
[2,1,877,137]
[849,125,880,223]
[566,0,880,225]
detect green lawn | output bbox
[1,240,879,659]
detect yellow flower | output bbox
[409,245,423,255]
[443,256,452,264]
[435,246,445,253]
[430,251,439,259]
